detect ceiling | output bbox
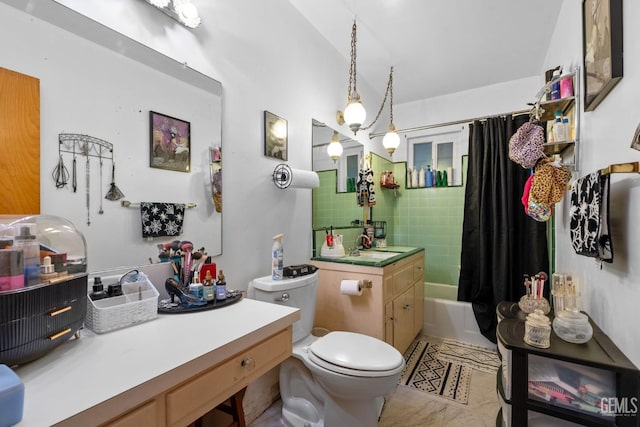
[288,0,564,105]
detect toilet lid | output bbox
[308,331,404,377]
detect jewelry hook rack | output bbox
[58,133,114,160]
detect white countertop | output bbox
[14,298,299,426]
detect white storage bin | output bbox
[498,390,582,427]
[85,275,159,333]
[498,339,512,400]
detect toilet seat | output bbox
[307,331,404,378]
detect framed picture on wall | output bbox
[582,0,623,112]
[150,111,191,172]
[264,111,288,161]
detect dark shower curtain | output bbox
[457,115,549,343]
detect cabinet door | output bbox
[393,263,414,296]
[413,281,424,335]
[393,287,415,353]
[0,67,40,215]
[384,301,394,346]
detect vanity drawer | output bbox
[166,328,291,426]
[392,263,414,296]
[105,400,159,427]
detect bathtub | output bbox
[421,282,495,349]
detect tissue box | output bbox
[0,364,24,427]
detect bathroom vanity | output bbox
[311,247,425,353]
[14,298,299,426]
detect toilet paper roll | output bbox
[289,168,320,189]
[340,279,362,296]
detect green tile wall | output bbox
[312,154,467,286]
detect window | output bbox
[407,126,467,186]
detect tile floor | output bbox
[248,359,499,427]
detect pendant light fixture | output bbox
[381,67,400,155]
[142,0,201,29]
[327,131,343,162]
[336,20,400,155]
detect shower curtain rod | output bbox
[368,108,531,139]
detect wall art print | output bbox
[150,111,191,172]
[264,110,288,161]
[582,0,623,111]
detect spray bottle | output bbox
[272,234,284,280]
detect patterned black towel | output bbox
[140,202,186,238]
[569,172,613,262]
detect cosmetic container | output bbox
[524,309,551,349]
[0,250,23,291]
[552,309,593,344]
[202,270,215,302]
[216,270,227,301]
[12,224,40,286]
[189,277,204,299]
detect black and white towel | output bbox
[569,172,613,262]
[356,164,376,207]
[140,202,186,238]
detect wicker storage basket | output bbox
[85,276,159,333]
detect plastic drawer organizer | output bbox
[85,272,159,334]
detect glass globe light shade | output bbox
[327,140,343,162]
[343,100,366,134]
[272,119,287,140]
[382,125,400,155]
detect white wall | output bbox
[546,0,640,367]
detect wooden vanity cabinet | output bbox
[311,250,425,354]
[98,327,292,427]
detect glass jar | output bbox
[524,309,551,348]
[552,309,593,344]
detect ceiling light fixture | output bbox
[327,131,344,162]
[142,0,201,29]
[336,20,399,155]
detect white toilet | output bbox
[249,271,405,427]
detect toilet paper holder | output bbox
[359,280,372,289]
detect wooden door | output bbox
[0,67,40,214]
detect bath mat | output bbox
[400,336,471,404]
[436,338,501,374]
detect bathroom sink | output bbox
[351,251,402,260]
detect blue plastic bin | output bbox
[0,364,24,427]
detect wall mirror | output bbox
[312,119,363,193]
[0,0,222,272]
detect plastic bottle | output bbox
[12,224,40,286]
[406,168,412,188]
[551,69,561,100]
[418,167,425,187]
[425,165,433,187]
[411,167,419,188]
[272,234,284,280]
[216,270,227,301]
[89,277,108,301]
[202,270,215,302]
[552,110,565,142]
[562,117,571,141]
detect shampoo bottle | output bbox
[272,234,284,280]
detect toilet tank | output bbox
[249,272,318,343]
